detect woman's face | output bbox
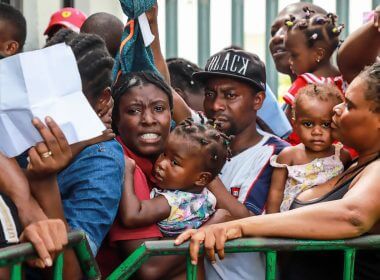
[269,3,326,77]
[331,77,380,154]
[116,84,171,159]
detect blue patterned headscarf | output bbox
[113,0,158,80]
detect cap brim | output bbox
[193,71,265,92]
[44,22,80,35]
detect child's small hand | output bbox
[97,96,114,129]
[374,5,380,32]
[86,128,116,145]
[27,117,72,179]
[125,156,136,174]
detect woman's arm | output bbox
[147,3,192,123]
[176,160,380,264]
[119,157,170,228]
[337,8,380,83]
[146,4,170,84]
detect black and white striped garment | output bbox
[0,193,22,248]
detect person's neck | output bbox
[183,185,204,194]
[312,59,340,77]
[356,149,380,166]
[230,122,263,156]
[290,72,297,83]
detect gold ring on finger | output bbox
[40,151,52,158]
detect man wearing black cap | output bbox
[174,48,289,279]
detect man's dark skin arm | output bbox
[0,155,47,227]
[27,117,82,280]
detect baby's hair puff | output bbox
[284,6,344,53]
[173,118,233,178]
[292,84,344,118]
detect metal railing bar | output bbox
[0,231,100,280]
[107,244,150,280]
[10,263,21,280]
[186,255,197,280]
[265,251,277,280]
[343,248,356,280]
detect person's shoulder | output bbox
[263,134,290,153]
[275,145,298,165]
[63,139,124,175]
[363,158,380,173]
[78,139,124,161]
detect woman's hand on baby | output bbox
[27,117,72,179]
[174,222,243,265]
[20,219,68,269]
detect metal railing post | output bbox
[265,251,277,280]
[186,255,198,280]
[10,264,21,280]
[231,0,244,48]
[343,249,356,280]
[0,231,100,280]
[265,0,279,97]
[198,0,211,67]
[165,0,178,59]
[336,0,350,39]
[373,0,380,9]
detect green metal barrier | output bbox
[0,230,100,280]
[107,235,380,280]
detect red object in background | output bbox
[44,7,87,35]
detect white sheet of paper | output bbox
[138,13,155,47]
[0,43,105,158]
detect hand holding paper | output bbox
[0,43,105,157]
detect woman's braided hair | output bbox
[284,6,343,53]
[45,29,114,101]
[111,71,174,135]
[173,118,232,179]
[166,58,203,94]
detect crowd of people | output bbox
[0,1,379,279]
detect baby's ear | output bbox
[195,172,213,187]
[4,40,19,56]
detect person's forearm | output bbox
[150,18,170,83]
[208,179,252,219]
[229,200,368,240]
[29,176,82,280]
[0,156,47,225]
[338,21,380,83]
[119,173,147,228]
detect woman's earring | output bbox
[316,58,320,63]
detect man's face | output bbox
[203,77,264,136]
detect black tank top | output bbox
[282,156,380,280]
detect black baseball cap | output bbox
[193,49,266,92]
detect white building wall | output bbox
[22,0,124,51]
